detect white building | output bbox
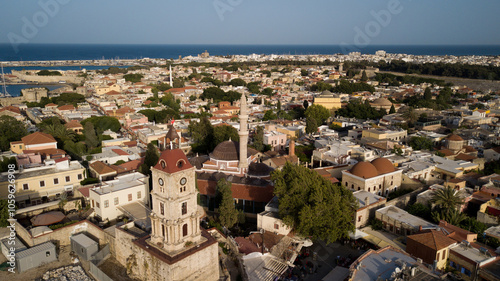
[89,172,149,221]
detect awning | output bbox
[31,211,66,226]
[349,229,369,240]
[361,234,392,248]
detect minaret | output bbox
[238,94,249,169]
[169,65,173,87]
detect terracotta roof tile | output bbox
[407,230,456,251]
[153,149,193,174]
[21,132,57,146]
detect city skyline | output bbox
[1,0,499,46]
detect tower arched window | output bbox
[183,224,188,237]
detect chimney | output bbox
[364,197,369,206]
[289,140,295,156]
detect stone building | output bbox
[114,149,219,281]
[342,158,402,197]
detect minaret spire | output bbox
[238,94,249,169]
[169,65,173,87]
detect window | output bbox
[78,174,83,180]
[274,224,279,230]
[128,194,132,202]
[358,216,362,222]
[114,197,119,205]
[160,202,164,215]
[54,178,59,185]
[182,202,187,215]
[345,182,348,186]
[368,187,370,192]
[96,202,100,208]
[91,200,94,208]
[437,252,440,261]
[183,224,188,237]
[137,191,141,199]
[104,200,109,208]
[390,181,393,185]
[23,183,29,190]
[46,251,51,257]
[40,180,45,187]
[66,176,70,182]
[162,224,165,237]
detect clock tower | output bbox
[149,149,202,253]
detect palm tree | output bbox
[432,209,467,225]
[431,186,464,211]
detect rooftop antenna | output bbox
[1,63,9,97]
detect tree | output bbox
[277,100,281,112]
[305,104,330,126]
[408,136,434,151]
[361,70,368,82]
[173,78,185,88]
[424,87,433,100]
[432,209,467,225]
[407,203,432,221]
[229,78,247,87]
[401,106,419,126]
[0,199,10,227]
[43,122,76,143]
[81,116,121,132]
[140,143,160,176]
[216,178,238,229]
[305,117,318,135]
[188,116,215,153]
[301,69,308,76]
[123,73,143,83]
[262,110,277,121]
[303,100,309,110]
[213,125,239,145]
[389,104,396,114]
[84,122,99,148]
[0,116,28,151]
[253,126,264,152]
[431,187,464,211]
[272,163,356,243]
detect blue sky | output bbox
[1,0,499,45]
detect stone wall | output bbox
[11,70,84,84]
[16,220,109,247]
[114,226,219,281]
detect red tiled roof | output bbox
[21,132,57,146]
[153,149,193,174]
[90,161,117,175]
[119,158,144,171]
[112,148,129,156]
[57,104,75,111]
[64,120,82,129]
[0,106,21,114]
[407,230,456,251]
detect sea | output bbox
[1,44,500,97]
[1,44,500,62]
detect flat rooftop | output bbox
[91,172,147,195]
[377,206,436,229]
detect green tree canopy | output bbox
[188,116,215,153]
[408,136,434,151]
[305,117,318,135]
[272,162,356,243]
[81,116,121,133]
[262,110,278,121]
[84,122,99,148]
[253,126,264,152]
[123,73,144,83]
[431,187,465,211]
[0,116,28,151]
[216,178,238,228]
[305,104,330,125]
[389,104,396,114]
[229,78,247,87]
[361,70,368,82]
[200,87,241,103]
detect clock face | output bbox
[158,178,164,186]
[180,177,187,185]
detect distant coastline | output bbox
[1,44,500,62]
